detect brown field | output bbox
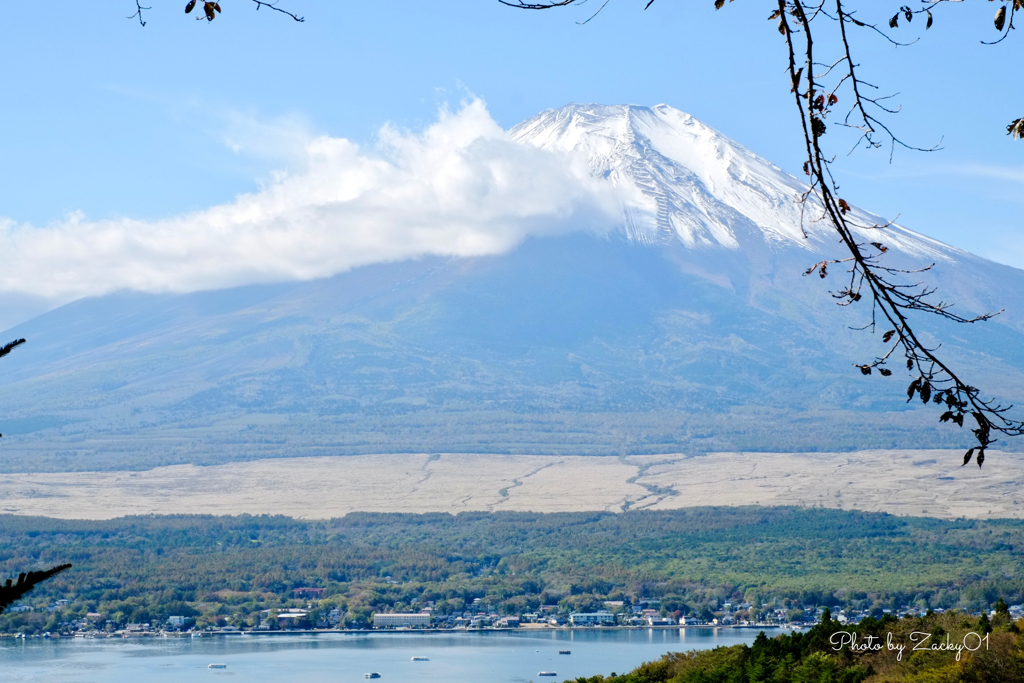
[1,449,1019,520]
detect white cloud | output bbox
[221,109,316,164]
[845,161,1024,186]
[0,100,624,300]
[953,162,1024,185]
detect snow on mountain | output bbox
[0,103,1018,472]
[511,103,962,263]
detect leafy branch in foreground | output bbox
[502,0,1023,463]
[776,0,1022,464]
[0,565,73,617]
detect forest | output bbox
[1,507,1020,634]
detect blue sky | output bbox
[0,0,1019,315]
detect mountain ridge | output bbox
[0,103,1019,472]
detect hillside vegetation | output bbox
[1,507,1020,634]
[571,608,1024,683]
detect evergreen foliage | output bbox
[567,609,1024,683]
[1,508,1020,634]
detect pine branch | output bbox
[0,564,73,616]
[0,338,26,361]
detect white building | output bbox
[276,611,308,626]
[570,612,616,626]
[372,612,432,629]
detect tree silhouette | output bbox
[502,0,1023,464]
[0,566,73,617]
[0,338,73,616]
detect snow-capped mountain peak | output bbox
[510,103,955,262]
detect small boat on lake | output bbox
[411,656,429,661]
[364,674,381,679]
[208,663,227,669]
[559,650,571,655]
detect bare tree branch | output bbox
[128,0,151,26]
[981,0,1017,45]
[252,0,304,22]
[502,0,1024,464]
[497,0,578,8]
[128,1,304,25]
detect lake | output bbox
[0,627,789,682]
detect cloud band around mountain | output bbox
[0,100,625,301]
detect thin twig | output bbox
[128,0,150,26]
[252,0,304,22]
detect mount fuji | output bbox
[514,104,968,257]
[0,104,1020,472]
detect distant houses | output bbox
[375,606,697,630]
[21,596,999,637]
[29,584,977,638]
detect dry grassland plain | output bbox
[1,449,1020,520]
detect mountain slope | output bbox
[0,104,1019,472]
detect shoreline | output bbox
[1,624,797,640]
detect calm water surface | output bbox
[0,628,788,682]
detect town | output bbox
[6,594,1022,639]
